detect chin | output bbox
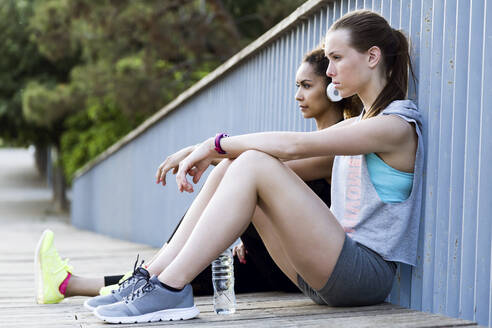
[339,89,355,98]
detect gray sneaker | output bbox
[94,276,199,323]
[84,265,150,311]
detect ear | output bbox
[367,46,382,69]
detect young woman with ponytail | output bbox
[39,9,423,323]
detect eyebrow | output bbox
[296,79,313,83]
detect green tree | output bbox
[57,0,306,183]
[0,0,308,209]
[0,0,62,147]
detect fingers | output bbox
[192,167,205,184]
[156,161,169,185]
[189,167,197,176]
[176,160,194,193]
[155,165,162,184]
[160,170,167,186]
[175,145,213,192]
[239,248,247,264]
[159,166,169,186]
[156,158,180,186]
[159,158,204,191]
[156,168,166,185]
[234,244,247,264]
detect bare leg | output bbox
[63,244,168,298]
[65,275,104,297]
[146,159,234,276]
[62,209,286,298]
[250,206,299,286]
[63,151,323,297]
[146,243,168,266]
[61,160,233,298]
[159,150,345,290]
[147,159,298,280]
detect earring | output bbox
[326,83,342,102]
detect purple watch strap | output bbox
[214,133,229,154]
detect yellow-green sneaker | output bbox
[98,271,132,296]
[34,229,73,304]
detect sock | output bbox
[59,272,72,295]
[158,280,183,292]
[104,275,125,286]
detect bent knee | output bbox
[216,158,234,168]
[207,158,235,182]
[228,150,283,181]
[231,150,280,171]
[237,150,279,164]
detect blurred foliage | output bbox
[0,0,68,146]
[61,96,133,182]
[0,0,305,183]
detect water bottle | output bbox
[212,248,236,314]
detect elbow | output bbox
[285,148,302,160]
[284,136,304,160]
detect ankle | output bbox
[64,275,103,297]
[157,276,185,291]
[146,265,160,277]
[158,280,183,292]
[58,272,72,295]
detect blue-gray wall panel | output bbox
[476,1,492,325]
[72,0,492,326]
[482,4,492,327]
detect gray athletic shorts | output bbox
[297,235,397,306]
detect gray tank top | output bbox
[330,100,424,266]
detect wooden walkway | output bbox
[0,149,482,327]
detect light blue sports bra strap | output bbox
[365,152,414,203]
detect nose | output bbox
[295,87,303,101]
[326,61,336,78]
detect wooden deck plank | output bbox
[0,149,482,327]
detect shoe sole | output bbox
[94,306,200,323]
[34,230,50,304]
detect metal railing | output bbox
[72,0,492,326]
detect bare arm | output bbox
[284,156,334,182]
[278,118,355,181]
[176,115,415,192]
[218,115,413,159]
[279,116,354,181]
[330,116,357,128]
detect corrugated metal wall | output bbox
[72,0,492,326]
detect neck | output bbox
[315,107,343,130]
[358,74,387,112]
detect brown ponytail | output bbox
[303,47,362,119]
[329,10,415,119]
